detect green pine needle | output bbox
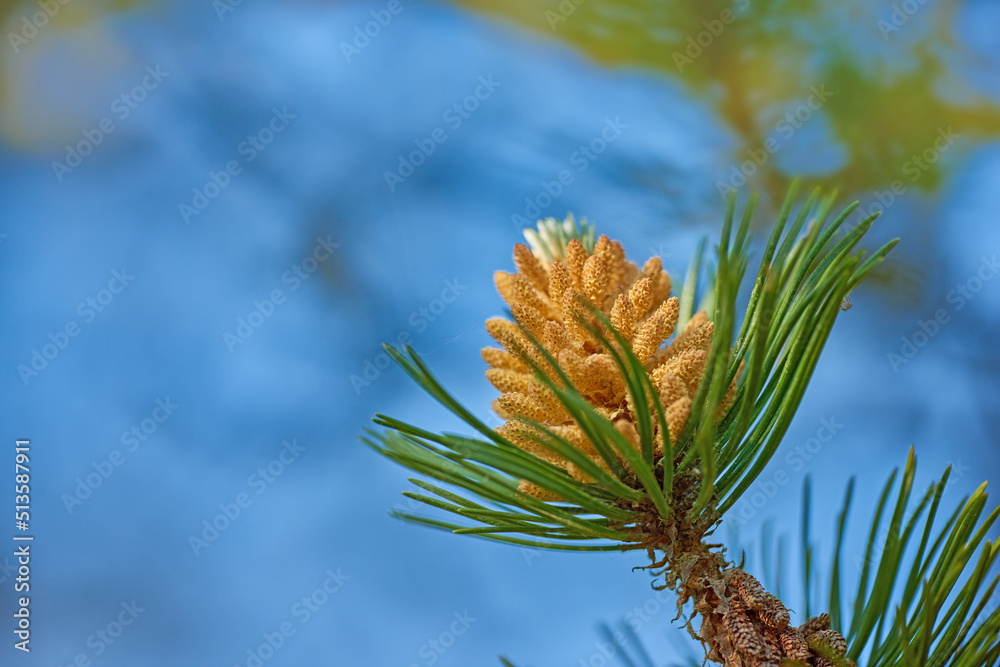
[365,184,1000,666]
[815,450,1000,667]
[365,185,1000,666]
[368,183,900,551]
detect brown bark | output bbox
[615,471,856,667]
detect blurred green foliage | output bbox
[452,0,1000,203]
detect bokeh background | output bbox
[1,0,999,665]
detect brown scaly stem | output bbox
[614,470,856,667]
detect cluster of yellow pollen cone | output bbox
[481,231,739,500]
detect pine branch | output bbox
[368,184,895,548]
[362,184,999,665]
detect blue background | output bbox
[0,1,998,665]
